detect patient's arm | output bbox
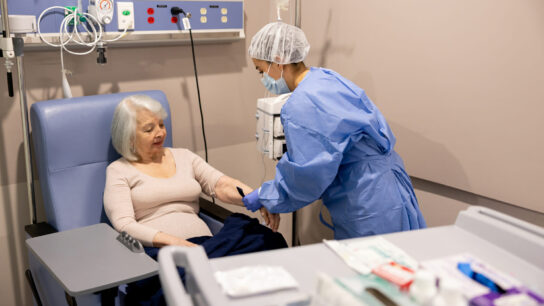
[152,231,197,247]
[214,175,252,206]
[214,176,281,232]
[189,151,281,230]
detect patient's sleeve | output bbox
[103,163,159,246]
[188,150,225,197]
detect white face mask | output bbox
[261,64,290,95]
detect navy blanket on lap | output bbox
[124,213,288,305]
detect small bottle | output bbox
[410,270,437,305]
[431,278,467,306]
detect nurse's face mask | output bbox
[261,63,291,95]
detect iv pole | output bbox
[1,0,37,224]
[290,0,301,246]
[294,0,301,29]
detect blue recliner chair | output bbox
[25,90,231,305]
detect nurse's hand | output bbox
[242,188,262,212]
[260,207,280,232]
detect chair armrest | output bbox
[25,222,58,238]
[24,202,231,238]
[199,197,233,223]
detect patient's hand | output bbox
[153,231,197,247]
[260,207,280,232]
[177,240,197,247]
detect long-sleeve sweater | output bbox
[103,148,224,246]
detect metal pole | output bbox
[1,0,10,37]
[16,55,36,224]
[1,0,36,223]
[291,0,302,246]
[294,0,301,28]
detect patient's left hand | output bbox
[260,207,280,232]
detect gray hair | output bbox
[111,95,168,161]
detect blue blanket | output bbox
[124,213,288,305]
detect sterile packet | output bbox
[214,265,299,298]
[323,237,418,274]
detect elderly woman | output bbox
[104,95,286,304]
[104,94,282,247]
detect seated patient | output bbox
[104,94,281,246]
[104,95,287,304]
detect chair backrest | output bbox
[30,90,173,232]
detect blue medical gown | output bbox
[259,67,426,239]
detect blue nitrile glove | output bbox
[242,188,262,212]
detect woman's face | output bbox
[252,58,283,80]
[133,109,166,161]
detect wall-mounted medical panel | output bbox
[5,0,244,48]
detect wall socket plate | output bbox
[116,2,134,30]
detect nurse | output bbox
[242,22,427,239]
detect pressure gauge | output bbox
[89,0,114,24]
[99,0,113,10]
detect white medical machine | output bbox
[256,93,290,160]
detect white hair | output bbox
[111,95,168,161]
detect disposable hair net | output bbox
[248,22,310,65]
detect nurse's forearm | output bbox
[214,175,253,206]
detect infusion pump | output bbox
[256,93,291,160]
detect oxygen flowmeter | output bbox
[88,0,114,24]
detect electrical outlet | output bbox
[116,2,134,30]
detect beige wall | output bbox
[291,0,544,245]
[2,0,544,304]
[300,0,544,214]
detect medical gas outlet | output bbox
[116,2,134,30]
[256,94,290,160]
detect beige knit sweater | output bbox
[104,148,224,246]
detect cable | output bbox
[38,6,102,55]
[172,7,209,163]
[188,28,209,163]
[172,7,214,203]
[103,25,129,42]
[188,22,215,203]
[38,6,99,98]
[38,6,130,97]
